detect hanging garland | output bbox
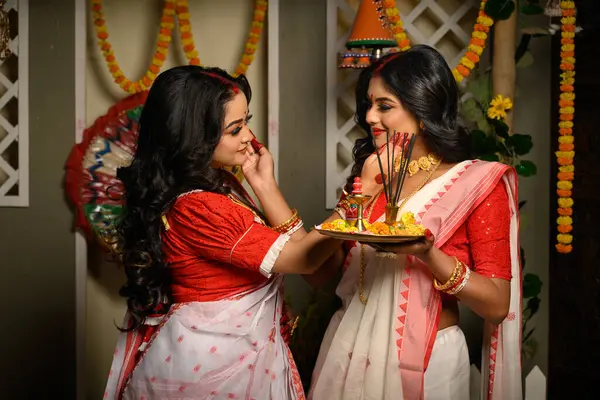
[175,0,267,77]
[381,0,494,83]
[91,0,267,94]
[91,0,176,94]
[555,0,576,254]
[174,0,200,66]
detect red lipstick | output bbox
[372,128,386,137]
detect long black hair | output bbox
[345,44,470,192]
[116,65,251,330]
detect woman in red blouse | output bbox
[103,66,341,399]
[309,46,522,400]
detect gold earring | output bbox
[419,121,425,131]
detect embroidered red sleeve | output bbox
[166,192,281,273]
[466,182,512,280]
[439,224,470,267]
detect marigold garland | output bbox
[91,0,176,94]
[234,0,267,77]
[176,0,267,77]
[92,0,267,94]
[555,0,576,254]
[175,0,200,66]
[381,0,493,83]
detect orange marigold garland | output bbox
[175,0,200,66]
[92,0,267,95]
[176,0,267,77]
[234,0,267,77]
[555,0,576,254]
[382,0,410,51]
[381,0,494,83]
[91,0,176,94]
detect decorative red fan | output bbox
[65,91,245,250]
[65,92,148,247]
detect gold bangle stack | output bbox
[273,209,301,234]
[433,257,466,291]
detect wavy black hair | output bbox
[116,65,251,330]
[345,44,471,192]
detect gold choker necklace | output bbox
[407,153,441,177]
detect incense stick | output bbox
[396,134,414,204]
[393,133,416,205]
[371,132,389,204]
[393,133,407,205]
[390,130,396,204]
[386,130,392,204]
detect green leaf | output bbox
[520,4,544,15]
[506,133,534,155]
[477,118,493,135]
[523,273,543,298]
[465,72,492,104]
[497,143,511,157]
[526,296,541,317]
[480,153,500,162]
[485,0,516,20]
[490,118,510,137]
[516,160,537,177]
[461,97,486,126]
[470,129,498,156]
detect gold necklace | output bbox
[407,153,442,177]
[358,161,442,305]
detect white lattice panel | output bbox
[0,0,28,207]
[326,0,479,208]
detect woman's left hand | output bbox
[367,229,435,256]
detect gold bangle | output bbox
[272,209,298,231]
[433,257,465,291]
[275,217,303,234]
[445,267,471,295]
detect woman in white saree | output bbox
[308,45,522,400]
[103,66,343,399]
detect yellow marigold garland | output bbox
[175,0,267,77]
[235,0,267,77]
[381,0,493,83]
[382,0,410,51]
[175,0,200,66]
[91,0,176,94]
[555,0,576,254]
[92,0,267,94]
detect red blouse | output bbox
[440,181,512,281]
[161,191,282,303]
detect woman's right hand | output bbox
[242,145,276,190]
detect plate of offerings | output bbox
[317,131,428,244]
[315,212,425,244]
